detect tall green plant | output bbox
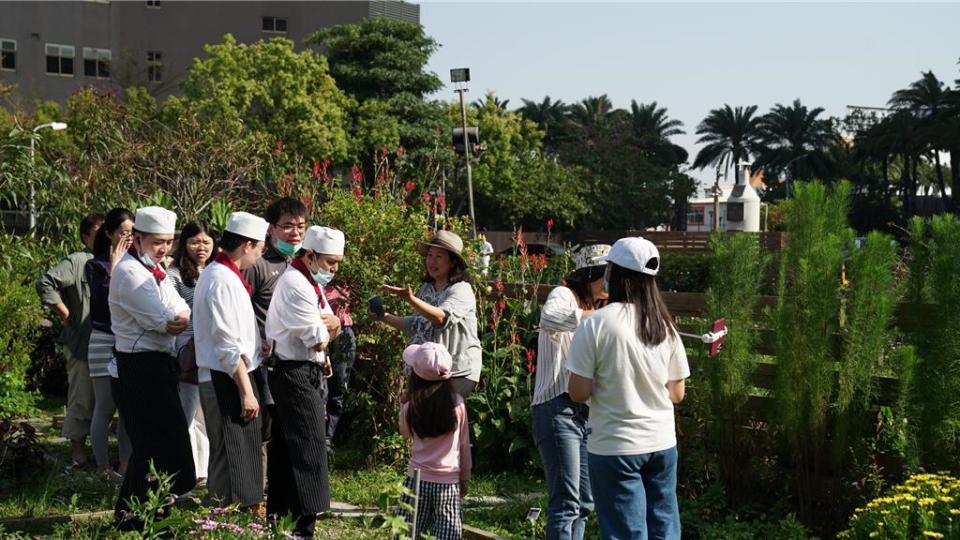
[904,215,960,468]
[700,232,769,504]
[834,231,900,457]
[771,181,851,515]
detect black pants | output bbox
[326,326,356,441]
[113,350,195,526]
[268,361,330,538]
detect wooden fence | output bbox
[501,284,908,410]
[484,230,785,255]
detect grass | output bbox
[1,395,551,538]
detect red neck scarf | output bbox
[215,252,253,296]
[290,257,326,309]
[128,245,166,282]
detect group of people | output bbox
[40,193,689,540]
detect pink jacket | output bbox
[399,394,472,485]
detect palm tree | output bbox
[569,94,615,131]
[693,105,762,181]
[472,94,510,113]
[755,99,836,193]
[517,96,570,143]
[889,71,951,205]
[629,100,685,140]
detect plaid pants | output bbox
[396,475,463,540]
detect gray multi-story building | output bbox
[0,0,419,103]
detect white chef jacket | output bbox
[193,260,262,384]
[265,266,332,364]
[109,252,190,355]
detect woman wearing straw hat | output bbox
[532,244,610,540]
[108,206,195,527]
[566,237,690,540]
[379,230,482,397]
[265,225,344,538]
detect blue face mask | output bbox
[312,268,335,287]
[274,238,302,258]
[138,249,156,268]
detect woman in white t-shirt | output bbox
[566,237,690,540]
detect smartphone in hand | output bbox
[368,295,385,320]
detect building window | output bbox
[146,0,161,8]
[0,39,15,71]
[686,207,705,226]
[146,50,162,82]
[45,43,75,76]
[83,47,111,79]
[262,16,287,34]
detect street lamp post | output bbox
[782,154,809,199]
[29,122,68,237]
[450,68,477,239]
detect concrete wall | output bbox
[0,1,417,103]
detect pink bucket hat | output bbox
[403,342,453,381]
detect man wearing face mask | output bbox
[193,212,270,515]
[264,226,343,538]
[108,206,194,528]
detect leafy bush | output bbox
[839,473,960,540]
[658,253,711,293]
[0,262,44,418]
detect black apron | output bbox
[114,349,196,521]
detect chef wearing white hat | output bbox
[108,206,195,527]
[264,225,345,537]
[193,211,270,512]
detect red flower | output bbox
[494,280,505,292]
[435,195,446,209]
[404,180,416,192]
[525,349,536,362]
[352,186,362,202]
[547,218,554,232]
[312,160,321,179]
[273,139,284,156]
[350,164,363,184]
[421,192,431,203]
[526,360,537,374]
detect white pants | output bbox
[179,380,209,479]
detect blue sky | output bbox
[420,2,960,192]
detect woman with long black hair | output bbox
[566,237,690,540]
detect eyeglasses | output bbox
[275,223,306,233]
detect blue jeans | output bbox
[532,395,594,540]
[588,447,680,540]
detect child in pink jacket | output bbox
[398,342,472,540]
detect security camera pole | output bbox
[451,68,477,238]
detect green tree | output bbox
[693,104,762,180]
[460,94,588,229]
[516,96,571,149]
[755,99,836,195]
[167,34,352,162]
[307,18,446,161]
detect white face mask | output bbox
[602,267,610,294]
[137,249,156,268]
[312,268,335,287]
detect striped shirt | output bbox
[532,286,584,406]
[167,265,199,337]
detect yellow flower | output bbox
[921,531,944,539]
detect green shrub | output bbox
[904,215,960,469]
[839,473,960,540]
[0,263,44,418]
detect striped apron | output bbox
[267,360,330,521]
[204,368,265,506]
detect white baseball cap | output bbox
[303,226,345,256]
[225,211,269,241]
[597,237,660,276]
[134,206,177,235]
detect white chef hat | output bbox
[134,206,177,235]
[302,226,345,256]
[225,211,269,241]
